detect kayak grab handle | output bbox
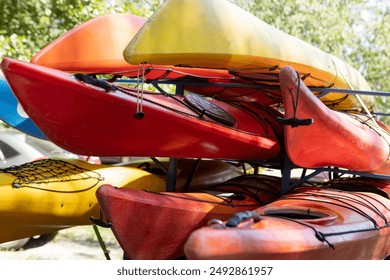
[74,74,118,92]
[89,216,112,228]
[276,117,313,128]
[226,211,262,228]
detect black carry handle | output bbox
[226,211,262,228]
[74,74,118,92]
[276,117,313,128]
[89,216,112,228]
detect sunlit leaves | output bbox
[0,0,163,61]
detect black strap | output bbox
[89,216,112,228]
[277,116,313,127]
[278,70,313,127]
[74,74,118,92]
[226,211,262,227]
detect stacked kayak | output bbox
[30,14,283,106]
[0,158,166,243]
[279,66,390,172]
[124,0,375,112]
[0,70,46,139]
[0,157,244,244]
[30,14,146,74]
[1,57,282,161]
[96,175,281,259]
[30,13,222,79]
[1,0,389,261]
[184,179,390,260]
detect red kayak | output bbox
[96,175,281,259]
[1,57,281,160]
[184,180,390,260]
[279,66,390,172]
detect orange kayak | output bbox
[30,13,282,106]
[279,66,390,172]
[96,175,281,259]
[30,13,146,74]
[184,181,390,260]
[30,13,230,79]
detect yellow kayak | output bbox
[124,0,374,111]
[0,157,244,243]
[0,158,166,243]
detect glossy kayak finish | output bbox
[0,70,46,139]
[124,0,375,111]
[30,13,224,78]
[30,13,283,106]
[280,66,390,172]
[1,57,281,161]
[184,185,390,260]
[96,175,281,259]
[0,158,166,243]
[31,14,146,73]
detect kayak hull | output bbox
[0,158,166,243]
[124,0,375,111]
[31,13,284,106]
[0,70,46,139]
[96,175,281,259]
[1,57,281,161]
[279,66,389,172]
[184,184,390,260]
[31,14,146,73]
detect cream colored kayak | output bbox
[124,0,374,111]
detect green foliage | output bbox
[0,0,163,60]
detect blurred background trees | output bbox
[0,0,388,117]
[0,0,162,60]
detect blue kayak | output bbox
[0,71,46,139]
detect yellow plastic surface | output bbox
[0,158,166,242]
[124,0,374,111]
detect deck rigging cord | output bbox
[116,84,271,137]
[276,70,313,127]
[328,54,380,128]
[270,189,390,247]
[134,63,146,118]
[212,187,390,249]
[1,159,103,192]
